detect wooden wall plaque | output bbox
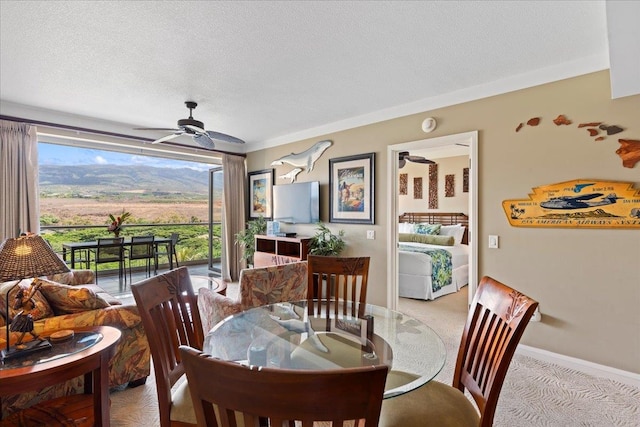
[502,179,640,228]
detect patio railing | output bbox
[40,222,222,272]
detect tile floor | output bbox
[92,262,220,299]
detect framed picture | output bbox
[248,169,274,219]
[329,153,375,224]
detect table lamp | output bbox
[0,234,70,361]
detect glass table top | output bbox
[1,331,103,370]
[204,300,446,398]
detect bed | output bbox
[398,212,470,300]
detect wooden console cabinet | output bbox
[254,235,311,268]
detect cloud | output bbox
[95,156,108,164]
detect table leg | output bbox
[71,248,77,269]
[92,352,111,427]
[168,241,174,270]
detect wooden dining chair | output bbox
[131,266,204,427]
[179,345,388,427]
[379,276,539,427]
[307,255,370,318]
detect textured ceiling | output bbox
[0,1,609,152]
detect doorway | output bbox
[386,131,478,309]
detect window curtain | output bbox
[0,120,39,241]
[221,154,247,281]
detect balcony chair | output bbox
[131,266,204,427]
[179,345,388,427]
[90,237,126,287]
[127,235,156,283]
[197,261,308,334]
[155,232,180,274]
[379,276,539,427]
[306,255,370,318]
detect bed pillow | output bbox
[398,222,415,234]
[399,233,454,246]
[414,223,441,235]
[440,224,465,245]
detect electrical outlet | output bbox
[366,230,375,240]
[488,235,499,249]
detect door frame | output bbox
[208,166,223,273]
[386,130,478,309]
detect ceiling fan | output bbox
[134,101,245,149]
[398,151,435,168]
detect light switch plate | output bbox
[366,230,375,240]
[488,235,499,249]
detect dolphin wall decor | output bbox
[271,140,333,172]
[278,168,303,183]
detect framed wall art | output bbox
[329,153,375,224]
[248,169,274,219]
[413,177,423,199]
[445,174,455,197]
[399,173,408,195]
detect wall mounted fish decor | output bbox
[271,140,333,172]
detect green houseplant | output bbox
[308,222,346,256]
[235,216,267,266]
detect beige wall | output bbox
[247,71,640,373]
[398,155,469,214]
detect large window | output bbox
[38,140,223,264]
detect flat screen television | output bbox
[273,181,320,224]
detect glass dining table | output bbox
[203,300,446,399]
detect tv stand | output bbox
[254,235,311,268]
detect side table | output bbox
[0,326,121,426]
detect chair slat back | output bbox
[307,256,370,318]
[129,235,155,260]
[179,345,388,427]
[96,237,124,263]
[131,267,204,427]
[453,276,538,427]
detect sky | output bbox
[38,142,217,171]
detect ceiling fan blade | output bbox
[407,156,435,164]
[184,124,207,135]
[152,132,183,144]
[134,127,181,132]
[206,131,245,144]
[399,158,407,168]
[192,133,216,149]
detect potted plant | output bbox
[309,222,346,256]
[235,216,267,266]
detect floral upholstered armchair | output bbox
[0,269,150,418]
[198,261,308,334]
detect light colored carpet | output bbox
[110,284,640,426]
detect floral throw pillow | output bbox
[414,223,441,235]
[38,279,110,315]
[0,279,55,321]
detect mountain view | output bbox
[40,164,212,196]
[39,164,221,226]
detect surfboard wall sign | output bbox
[502,179,640,229]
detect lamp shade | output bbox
[0,235,70,282]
